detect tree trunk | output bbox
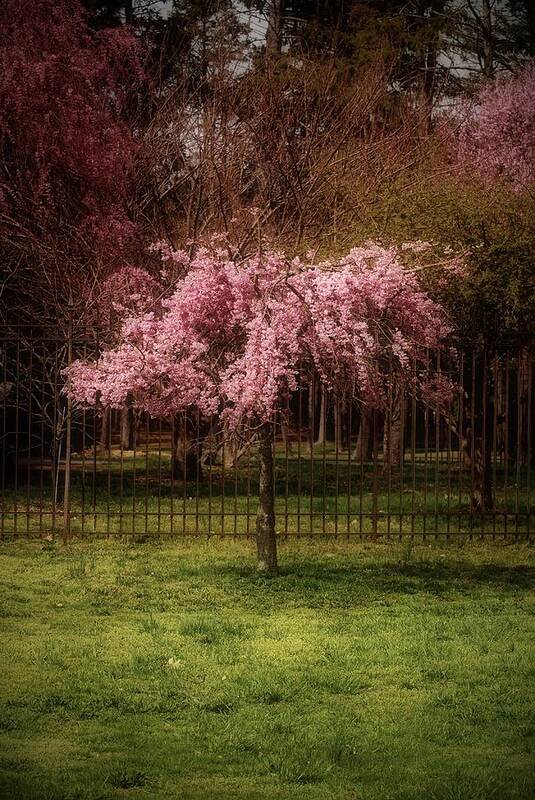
[219,421,243,468]
[353,408,373,461]
[256,422,278,574]
[171,415,202,481]
[123,0,134,25]
[99,406,110,452]
[517,347,530,467]
[266,0,283,57]
[334,402,343,451]
[471,437,493,510]
[383,389,405,468]
[315,386,327,446]
[481,0,496,78]
[280,413,293,455]
[120,396,135,451]
[466,353,494,511]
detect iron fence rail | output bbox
[1,328,533,540]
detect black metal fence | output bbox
[1,326,534,539]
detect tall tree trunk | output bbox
[353,408,373,461]
[315,386,327,446]
[481,0,496,77]
[280,413,293,456]
[383,389,405,468]
[256,421,278,574]
[120,395,135,451]
[99,406,110,452]
[466,353,494,511]
[123,0,134,25]
[171,415,202,481]
[334,402,343,451]
[219,421,244,468]
[266,0,283,57]
[517,347,530,467]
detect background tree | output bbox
[376,63,535,508]
[0,0,147,333]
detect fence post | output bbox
[63,294,73,542]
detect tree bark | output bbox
[517,347,530,467]
[99,406,110,452]
[465,353,494,511]
[315,386,327,446]
[171,415,202,481]
[120,395,135,451]
[266,0,283,57]
[383,389,405,468]
[334,402,343,451]
[353,408,373,461]
[256,421,278,574]
[123,0,134,25]
[280,413,293,455]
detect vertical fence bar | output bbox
[13,336,20,536]
[504,353,510,538]
[469,350,476,540]
[26,334,33,536]
[195,407,201,537]
[359,406,364,539]
[63,300,73,541]
[297,370,302,537]
[527,351,532,537]
[458,352,464,537]
[245,422,252,538]
[410,359,416,538]
[516,353,522,542]
[309,373,315,536]
[284,396,290,536]
[333,400,342,539]
[39,341,46,537]
[371,406,378,537]
[221,415,226,537]
[435,352,440,538]
[480,350,489,539]
[1,334,7,538]
[80,342,87,537]
[492,355,498,540]
[233,420,238,541]
[445,355,452,541]
[347,391,353,539]
[118,402,124,537]
[385,368,392,540]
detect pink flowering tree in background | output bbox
[456,61,535,190]
[67,244,451,574]
[0,0,146,329]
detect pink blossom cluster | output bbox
[456,62,535,190]
[67,245,451,427]
[95,266,162,328]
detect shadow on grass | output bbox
[164,549,535,606]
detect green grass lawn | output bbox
[0,540,534,799]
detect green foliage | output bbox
[369,164,535,351]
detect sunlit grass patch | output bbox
[0,539,533,799]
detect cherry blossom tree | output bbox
[456,61,535,190]
[67,244,451,573]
